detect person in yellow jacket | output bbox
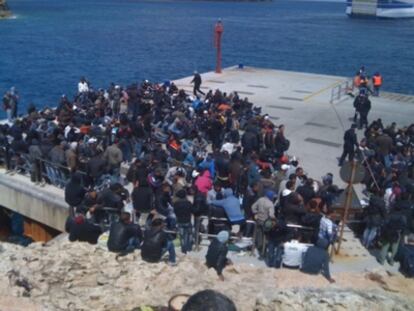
[372,72,383,96]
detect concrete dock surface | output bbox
[175,66,414,185]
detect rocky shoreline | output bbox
[0,0,11,18]
[0,237,413,311]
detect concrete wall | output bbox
[0,174,67,232]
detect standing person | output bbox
[372,72,383,96]
[251,190,276,258]
[338,124,358,166]
[2,91,12,123]
[318,208,337,249]
[358,94,371,129]
[191,71,205,96]
[378,206,407,266]
[173,189,194,254]
[362,192,386,248]
[9,87,18,120]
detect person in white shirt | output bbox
[220,140,234,155]
[78,77,89,94]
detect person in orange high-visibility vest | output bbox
[372,72,383,96]
[353,72,361,90]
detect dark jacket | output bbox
[266,220,289,245]
[173,198,194,224]
[87,155,107,179]
[191,73,202,86]
[296,185,315,204]
[301,245,331,280]
[364,195,386,228]
[206,238,228,275]
[241,131,259,153]
[141,227,168,263]
[282,195,306,224]
[343,128,358,150]
[381,211,407,243]
[132,186,153,213]
[65,175,86,207]
[65,217,102,244]
[107,221,142,252]
[97,188,124,209]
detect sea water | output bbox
[0,0,413,116]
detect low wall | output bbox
[0,173,67,232]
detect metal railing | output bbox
[330,79,353,104]
[1,149,89,189]
[194,216,258,255]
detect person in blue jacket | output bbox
[210,188,245,225]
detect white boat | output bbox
[346,0,414,18]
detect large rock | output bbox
[0,239,413,311]
[0,0,11,18]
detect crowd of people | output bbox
[1,68,413,280]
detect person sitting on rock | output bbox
[107,212,142,253]
[65,213,102,245]
[141,218,176,265]
[205,230,232,281]
[300,238,335,283]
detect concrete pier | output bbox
[0,66,413,271]
[0,168,67,232]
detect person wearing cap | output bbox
[205,230,232,281]
[191,71,205,96]
[338,124,358,167]
[251,190,276,258]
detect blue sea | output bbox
[1,0,413,117]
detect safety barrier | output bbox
[2,150,89,189]
[194,216,258,255]
[330,79,353,104]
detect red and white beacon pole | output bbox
[214,19,223,74]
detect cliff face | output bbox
[0,0,11,18]
[0,237,413,311]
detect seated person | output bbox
[301,238,335,283]
[395,233,414,278]
[107,212,142,253]
[65,214,102,245]
[209,188,245,225]
[141,218,176,265]
[265,218,288,268]
[205,230,232,281]
[300,199,322,244]
[282,233,309,268]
